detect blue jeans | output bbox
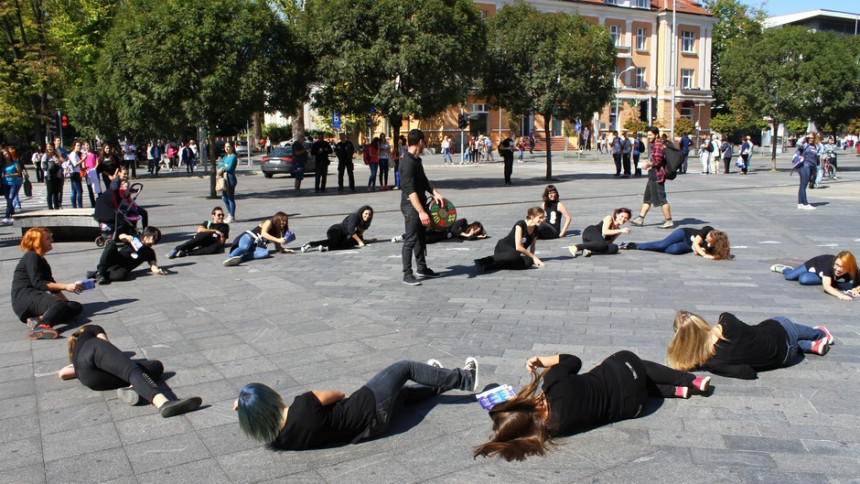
[635,228,692,255]
[782,264,822,285]
[797,162,814,205]
[221,173,237,217]
[228,234,269,261]
[442,149,453,164]
[70,173,83,208]
[363,360,473,438]
[378,158,389,186]
[2,181,14,218]
[772,316,825,363]
[367,163,378,188]
[814,163,823,187]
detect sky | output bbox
[739,0,857,17]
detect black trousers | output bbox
[578,225,618,254]
[401,206,427,276]
[173,232,224,255]
[308,225,357,251]
[123,159,136,178]
[13,290,82,326]
[478,248,533,271]
[613,154,622,175]
[314,161,328,191]
[46,178,63,209]
[503,155,514,184]
[338,159,355,190]
[622,153,631,175]
[74,337,162,402]
[602,350,697,420]
[97,239,141,281]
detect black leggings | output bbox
[174,232,224,255]
[578,225,618,255]
[478,247,533,271]
[307,225,358,251]
[97,239,140,281]
[604,351,697,419]
[74,338,163,402]
[13,290,82,326]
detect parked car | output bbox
[260,147,317,178]
[235,139,251,155]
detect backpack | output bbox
[663,142,684,180]
[705,140,714,153]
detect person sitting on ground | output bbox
[167,207,231,259]
[11,227,84,340]
[770,252,859,301]
[91,226,165,285]
[473,351,710,461]
[665,311,833,380]
[391,218,488,244]
[223,212,294,266]
[300,205,377,252]
[58,325,202,418]
[537,185,572,239]
[622,225,731,260]
[234,357,479,450]
[568,207,631,258]
[474,207,545,272]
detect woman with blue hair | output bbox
[234,357,479,450]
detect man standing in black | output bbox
[499,131,515,186]
[333,133,356,192]
[311,134,333,192]
[291,134,308,195]
[400,129,445,286]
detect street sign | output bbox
[332,111,341,131]
[574,120,582,132]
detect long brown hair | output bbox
[708,230,731,261]
[665,311,726,371]
[67,326,90,364]
[266,212,289,238]
[473,373,556,461]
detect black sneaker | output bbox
[402,275,422,286]
[167,249,178,259]
[97,274,111,285]
[159,397,202,418]
[474,259,486,274]
[418,269,440,278]
[85,270,97,279]
[621,242,638,250]
[28,323,58,340]
[463,357,480,392]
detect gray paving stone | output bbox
[44,447,133,483]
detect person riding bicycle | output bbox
[822,137,839,180]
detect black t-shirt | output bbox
[500,138,514,161]
[273,386,376,450]
[339,212,364,237]
[115,244,157,270]
[544,200,561,232]
[311,140,333,163]
[11,251,54,304]
[496,220,536,254]
[201,221,230,241]
[449,218,468,237]
[334,141,355,162]
[400,152,430,208]
[542,354,623,436]
[703,313,789,379]
[803,255,859,286]
[72,325,106,366]
[681,226,714,252]
[292,141,308,166]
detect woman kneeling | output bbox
[474,207,545,272]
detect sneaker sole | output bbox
[694,376,711,392]
[402,279,422,286]
[223,257,242,267]
[814,326,834,345]
[28,328,58,340]
[426,359,443,368]
[160,397,203,418]
[117,387,141,406]
[464,357,479,392]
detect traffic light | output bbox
[61,114,69,128]
[458,113,468,130]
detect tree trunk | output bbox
[252,112,262,142]
[292,105,305,139]
[390,114,402,161]
[208,125,218,198]
[770,120,778,171]
[543,114,553,180]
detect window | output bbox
[552,119,563,137]
[633,0,649,7]
[680,102,694,120]
[609,25,620,45]
[612,66,618,87]
[635,68,645,89]
[681,31,695,53]
[636,28,647,50]
[604,0,618,4]
[681,69,694,89]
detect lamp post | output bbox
[615,65,636,132]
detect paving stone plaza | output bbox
[1,150,858,483]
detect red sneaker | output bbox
[811,338,830,356]
[674,386,689,399]
[814,326,834,345]
[692,376,711,393]
[28,323,58,340]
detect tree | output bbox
[94,0,307,196]
[721,26,860,169]
[703,0,764,115]
[481,3,615,180]
[303,0,486,158]
[674,118,695,136]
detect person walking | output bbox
[630,127,673,229]
[620,131,632,177]
[632,134,645,176]
[441,136,454,165]
[121,140,137,178]
[378,135,391,189]
[699,134,713,174]
[217,141,238,222]
[334,133,356,192]
[399,129,445,286]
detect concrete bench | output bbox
[12,208,100,240]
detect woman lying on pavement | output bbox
[391,218,487,244]
[665,311,833,380]
[622,225,731,260]
[300,205,377,252]
[473,351,709,461]
[235,357,479,450]
[58,325,202,417]
[770,252,859,301]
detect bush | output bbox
[263,124,292,144]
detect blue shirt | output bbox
[217,154,237,175]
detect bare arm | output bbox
[558,202,572,238]
[525,354,562,375]
[821,276,852,301]
[690,235,715,260]
[58,364,77,380]
[312,390,346,406]
[260,220,286,245]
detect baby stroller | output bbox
[93,182,145,247]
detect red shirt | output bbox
[649,138,666,183]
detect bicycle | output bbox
[822,153,837,180]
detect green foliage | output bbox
[263,124,292,143]
[674,118,695,136]
[623,118,647,134]
[703,0,764,114]
[480,3,615,179]
[784,119,808,137]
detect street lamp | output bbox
[614,65,636,132]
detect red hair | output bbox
[20,227,51,256]
[836,251,858,279]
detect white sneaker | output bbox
[427,359,443,368]
[318,246,327,252]
[797,204,815,210]
[770,264,791,274]
[300,244,312,253]
[391,235,404,243]
[223,256,242,266]
[224,215,234,223]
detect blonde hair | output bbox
[665,311,725,371]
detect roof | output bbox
[569,1,712,17]
[763,9,860,29]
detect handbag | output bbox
[23,175,32,197]
[215,173,226,192]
